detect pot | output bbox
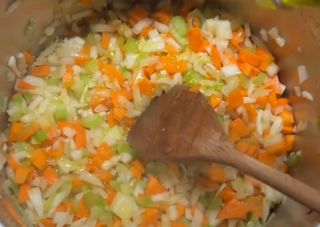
[0,0,319,226]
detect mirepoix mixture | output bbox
[1,0,298,226]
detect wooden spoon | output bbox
[128,85,320,213]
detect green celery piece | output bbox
[86,33,97,45]
[80,73,96,88]
[252,73,267,85]
[33,129,48,144]
[13,142,33,153]
[85,59,99,74]
[287,152,301,167]
[120,67,131,79]
[137,197,154,207]
[8,94,27,122]
[53,100,68,121]
[92,207,113,224]
[170,16,188,36]
[83,192,107,208]
[46,76,60,86]
[134,52,149,68]
[82,114,104,129]
[109,180,121,191]
[183,70,202,86]
[124,38,138,53]
[116,142,136,157]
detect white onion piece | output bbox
[133,18,152,34]
[79,171,104,188]
[297,65,308,84]
[154,21,169,33]
[191,209,203,227]
[260,28,268,42]
[221,65,241,77]
[267,63,279,77]
[91,23,116,33]
[29,187,44,217]
[301,90,314,101]
[243,97,256,104]
[215,20,232,40]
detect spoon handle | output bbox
[209,142,320,213]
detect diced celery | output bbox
[8,94,27,122]
[46,76,60,86]
[246,215,262,227]
[139,39,165,53]
[252,73,267,85]
[134,52,149,68]
[109,180,121,191]
[123,38,138,53]
[170,16,188,36]
[208,196,222,210]
[116,142,136,157]
[86,33,97,45]
[53,100,68,121]
[120,67,131,79]
[80,73,96,88]
[119,181,135,195]
[287,152,301,167]
[83,192,107,208]
[183,70,202,86]
[85,59,99,74]
[82,114,104,129]
[111,192,139,220]
[91,206,113,224]
[32,129,48,144]
[137,196,153,207]
[13,142,33,153]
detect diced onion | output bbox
[91,23,116,33]
[133,18,152,34]
[297,65,308,84]
[221,65,241,77]
[301,90,314,101]
[28,187,44,217]
[266,63,279,77]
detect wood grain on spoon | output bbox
[128,85,320,213]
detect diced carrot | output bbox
[23,51,34,65]
[211,45,222,70]
[7,157,19,171]
[90,96,107,110]
[256,96,268,108]
[202,214,209,226]
[257,151,276,166]
[140,27,152,38]
[75,56,91,66]
[231,27,245,49]
[40,218,55,227]
[217,199,250,220]
[16,80,36,90]
[56,202,71,212]
[282,126,294,134]
[265,139,288,155]
[245,196,263,218]
[139,77,155,97]
[198,176,218,190]
[8,122,24,142]
[31,149,47,170]
[102,33,111,49]
[267,76,283,94]
[171,222,186,227]
[75,198,90,219]
[159,56,188,75]
[73,121,87,149]
[63,65,74,88]
[180,0,197,17]
[256,48,274,71]
[279,110,294,126]
[100,63,125,86]
[107,112,116,127]
[128,5,149,23]
[277,98,289,107]
[143,65,156,77]
[165,44,179,55]
[187,27,208,53]
[110,90,133,107]
[31,65,51,77]
[112,107,127,122]
[146,176,166,196]
[153,10,171,24]
[177,60,188,73]
[48,140,64,159]
[43,167,58,185]
[20,123,40,141]
[238,61,260,77]
[210,95,221,108]
[96,143,113,160]
[72,177,85,189]
[130,160,145,180]
[176,204,185,219]
[141,208,161,226]
[239,48,262,67]
[99,170,113,184]
[229,118,251,141]
[208,164,226,183]
[15,165,33,184]
[81,46,91,56]
[220,185,236,203]
[227,89,246,110]
[243,104,257,121]
[246,143,258,157]
[18,184,30,203]
[236,141,249,153]
[268,89,278,109]
[106,188,116,205]
[286,135,295,151]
